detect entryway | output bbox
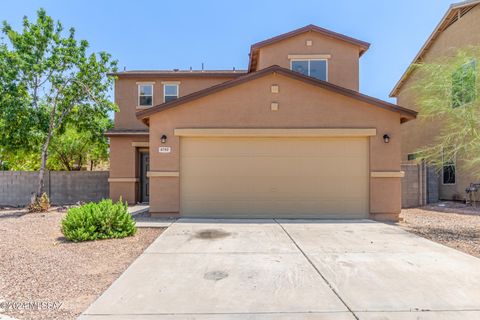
[139,152,149,203]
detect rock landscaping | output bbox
[400,202,480,258]
[0,207,163,320]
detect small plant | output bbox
[61,199,136,242]
[28,193,51,213]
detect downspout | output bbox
[422,161,428,205]
[418,162,423,206]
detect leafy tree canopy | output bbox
[410,47,480,174]
[0,8,117,196]
[48,122,110,171]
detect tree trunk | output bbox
[36,134,52,198]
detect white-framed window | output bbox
[290,59,328,81]
[163,83,179,103]
[138,84,153,107]
[442,150,456,185]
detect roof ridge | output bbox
[109,70,247,77]
[250,24,370,50]
[136,65,416,122]
[248,24,370,72]
[120,69,247,72]
[390,0,480,97]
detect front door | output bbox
[140,152,149,203]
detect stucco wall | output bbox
[256,32,360,91]
[147,72,404,218]
[109,135,149,204]
[396,4,480,200]
[114,76,239,130]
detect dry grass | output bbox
[0,208,163,320]
[400,203,480,258]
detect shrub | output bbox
[28,193,51,213]
[61,199,136,242]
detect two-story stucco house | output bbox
[391,0,480,203]
[107,24,416,221]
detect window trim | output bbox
[290,58,328,81]
[163,83,179,103]
[137,83,154,108]
[442,149,456,185]
[287,54,331,60]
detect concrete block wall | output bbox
[401,164,420,208]
[427,166,439,204]
[0,171,44,207]
[401,163,439,208]
[0,171,109,207]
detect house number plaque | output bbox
[159,146,172,153]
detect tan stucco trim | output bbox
[131,141,149,147]
[174,128,377,138]
[136,81,156,85]
[147,171,180,177]
[370,171,405,178]
[161,81,181,85]
[108,178,139,182]
[105,130,149,137]
[287,54,331,59]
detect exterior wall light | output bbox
[161,134,167,144]
[383,134,390,143]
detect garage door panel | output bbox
[182,157,367,179]
[183,177,366,200]
[182,199,368,217]
[180,136,369,218]
[182,137,367,158]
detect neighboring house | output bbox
[391,0,480,202]
[107,24,416,221]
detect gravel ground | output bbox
[400,203,480,258]
[0,208,163,320]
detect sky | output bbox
[0,0,455,102]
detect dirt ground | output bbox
[0,207,163,320]
[400,202,480,258]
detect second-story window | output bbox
[291,59,327,81]
[138,84,153,107]
[164,83,179,102]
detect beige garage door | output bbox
[180,136,369,218]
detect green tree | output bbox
[0,9,117,200]
[410,47,480,175]
[48,122,110,171]
[0,148,40,170]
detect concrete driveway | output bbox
[79,219,480,320]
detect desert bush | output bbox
[28,193,51,212]
[61,199,136,242]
